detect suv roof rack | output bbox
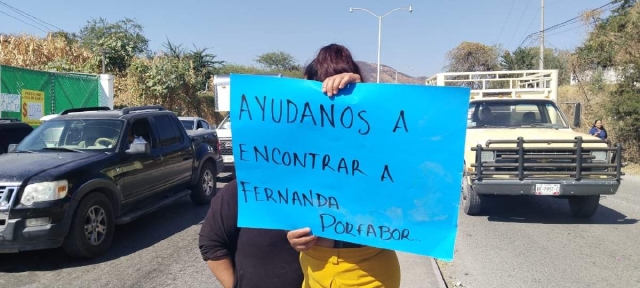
[121,105,166,115]
[60,107,112,115]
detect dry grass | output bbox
[0,34,94,70]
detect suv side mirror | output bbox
[126,142,150,154]
[573,102,582,128]
[8,144,18,153]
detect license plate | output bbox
[535,184,560,195]
[223,155,234,163]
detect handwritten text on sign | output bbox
[21,89,44,125]
[230,74,470,261]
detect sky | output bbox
[0,0,614,77]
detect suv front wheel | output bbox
[63,192,115,258]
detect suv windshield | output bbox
[17,119,124,152]
[217,117,231,130]
[467,100,569,129]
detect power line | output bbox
[495,0,517,44]
[0,9,49,33]
[0,0,63,31]
[517,0,618,48]
[506,0,532,48]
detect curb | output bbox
[429,258,448,288]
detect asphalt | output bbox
[437,174,640,288]
[0,179,444,288]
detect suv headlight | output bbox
[20,180,69,206]
[481,151,495,162]
[591,151,607,161]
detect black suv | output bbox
[0,118,33,155]
[0,106,224,258]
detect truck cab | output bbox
[426,70,625,218]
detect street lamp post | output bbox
[350,5,413,83]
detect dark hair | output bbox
[304,44,364,82]
[593,119,606,131]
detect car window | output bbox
[198,120,210,130]
[17,119,124,152]
[154,115,183,147]
[181,120,194,130]
[467,101,568,129]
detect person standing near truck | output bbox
[589,119,608,140]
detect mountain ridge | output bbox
[355,61,428,84]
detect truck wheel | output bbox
[62,192,115,258]
[462,177,482,215]
[568,195,600,218]
[191,161,216,205]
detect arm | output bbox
[198,181,240,287]
[207,257,235,288]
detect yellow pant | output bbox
[299,245,400,288]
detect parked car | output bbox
[0,118,33,155]
[0,105,224,258]
[178,116,213,131]
[216,115,234,173]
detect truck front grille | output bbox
[0,185,19,231]
[470,137,625,181]
[220,139,233,155]
[495,150,592,172]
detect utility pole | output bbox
[101,48,106,74]
[540,0,545,70]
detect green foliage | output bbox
[444,42,502,72]
[78,17,150,73]
[574,1,640,160]
[216,63,304,79]
[500,47,536,70]
[254,51,299,71]
[499,47,572,85]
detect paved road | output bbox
[0,180,441,288]
[438,175,640,288]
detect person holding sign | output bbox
[199,179,304,288]
[287,44,401,288]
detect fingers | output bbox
[287,228,318,251]
[321,73,360,97]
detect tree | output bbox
[78,17,149,73]
[574,1,640,161]
[500,47,536,71]
[444,42,502,72]
[254,51,298,71]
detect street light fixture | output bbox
[350,5,412,83]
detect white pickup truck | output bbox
[426,69,625,218]
[216,115,234,173]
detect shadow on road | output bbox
[0,186,224,273]
[481,196,638,225]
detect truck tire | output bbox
[190,161,217,205]
[462,177,482,215]
[568,195,600,218]
[62,192,115,258]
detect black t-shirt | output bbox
[198,180,303,288]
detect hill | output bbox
[355,61,428,84]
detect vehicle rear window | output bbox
[155,115,183,147]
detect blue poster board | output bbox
[230,74,470,261]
